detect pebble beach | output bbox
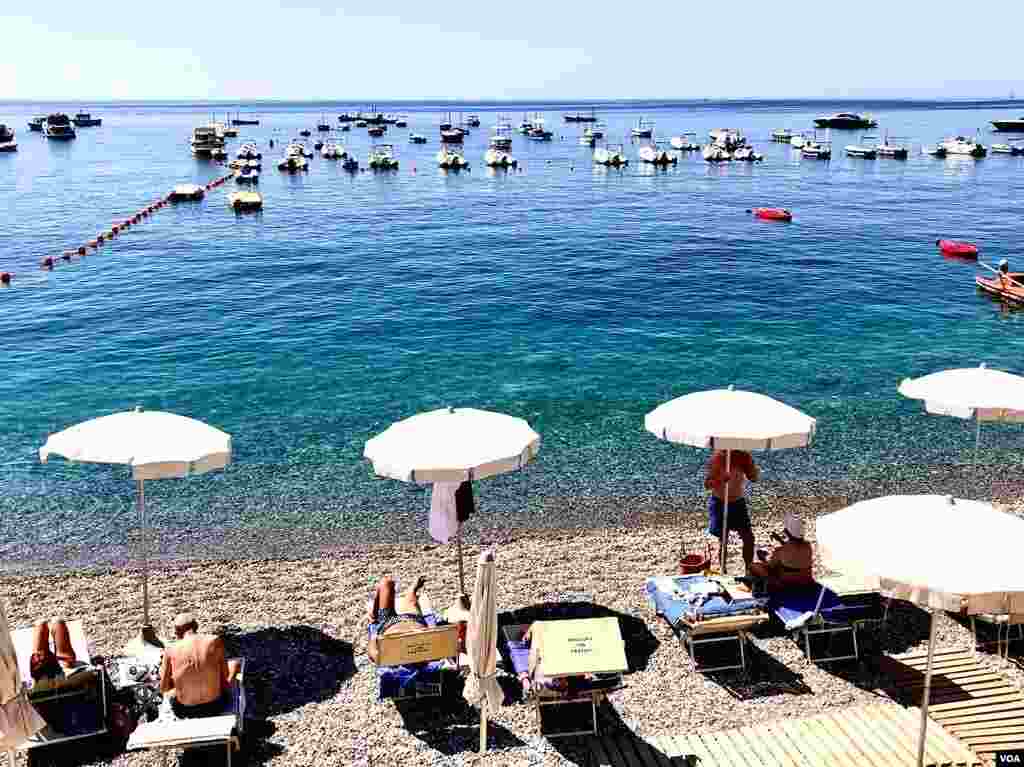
[5,491,1024,767]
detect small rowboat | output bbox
[749,208,792,222]
[936,239,978,258]
[976,274,1024,304]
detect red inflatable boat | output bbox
[936,239,978,258]
[749,208,792,222]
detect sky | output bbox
[4,2,1024,101]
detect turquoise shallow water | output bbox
[2,100,1024,568]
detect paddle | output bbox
[979,261,1024,292]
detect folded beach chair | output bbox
[10,620,109,750]
[127,658,246,767]
[769,584,871,663]
[369,610,460,701]
[645,575,768,673]
[499,617,626,739]
[970,613,1024,659]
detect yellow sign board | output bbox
[533,617,628,678]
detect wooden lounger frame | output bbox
[376,624,459,700]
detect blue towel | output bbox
[768,585,869,629]
[645,575,767,627]
[370,613,448,701]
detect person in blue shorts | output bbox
[704,449,760,573]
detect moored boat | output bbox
[191,126,223,157]
[436,145,469,169]
[228,190,263,211]
[877,133,909,159]
[170,183,205,201]
[708,128,745,150]
[321,142,347,159]
[632,118,654,139]
[702,144,731,163]
[527,114,552,141]
[317,114,331,132]
[490,119,513,149]
[484,148,517,168]
[638,142,677,165]
[342,156,359,172]
[790,132,810,149]
[368,124,386,137]
[28,117,45,132]
[368,143,399,170]
[72,111,102,127]
[991,140,1024,156]
[771,128,793,142]
[277,155,309,172]
[466,115,481,127]
[43,113,76,140]
[593,144,628,166]
[845,136,878,158]
[0,125,16,152]
[801,140,832,159]
[814,112,877,129]
[409,133,428,144]
[732,146,764,162]
[922,144,947,158]
[991,118,1024,132]
[231,113,260,126]
[564,108,597,123]
[670,133,700,151]
[940,136,987,157]
[235,165,260,183]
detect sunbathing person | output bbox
[748,513,814,591]
[159,613,241,719]
[30,618,78,683]
[367,575,432,664]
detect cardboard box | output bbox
[377,625,459,667]
[533,617,628,678]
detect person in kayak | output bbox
[999,259,1011,289]
[705,449,760,573]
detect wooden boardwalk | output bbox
[587,704,978,767]
[881,647,1024,761]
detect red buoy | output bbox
[936,239,978,258]
[41,256,55,269]
[0,272,10,285]
[749,208,793,222]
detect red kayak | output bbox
[749,208,792,222]
[936,239,978,258]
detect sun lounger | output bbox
[127,658,246,767]
[369,611,460,701]
[769,584,871,663]
[500,617,626,738]
[10,620,108,750]
[645,575,768,673]
[970,613,1024,659]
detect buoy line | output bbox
[1,172,235,285]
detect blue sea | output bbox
[2,99,1024,570]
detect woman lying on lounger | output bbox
[30,618,79,683]
[748,513,814,591]
[367,575,434,664]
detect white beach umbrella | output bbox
[464,549,501,753]
[645,386,816,572]
[0,601,45,759]
[364,407,540,591]
[39,409,232,646]
[817,494,1024,767]
[898,364,1024,465]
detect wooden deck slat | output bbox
[847,706,920,765]
[872,706,943,766]
[738,725,794,767]
[701,731,741,767]
[929,693,1022,712]
[900,679,1010,696]
[591,737,617,767]
[937,700,1024,725]
[682,733,718,767]
[921,686,1020,705]
[779,718,831,767]
[945,717,1024,734]
[726,727,772,767]
[828,708,904,767]
[617,735,658,767]
[656,734,685,759]
[891,672,1003,689]
[815,714,877,767]
[642,735,676,767]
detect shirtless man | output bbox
[367,575,431,664]
[749,513,814,591]
[159,614,240,719]
[705,449,760,573]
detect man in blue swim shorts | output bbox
[705,449,760,573]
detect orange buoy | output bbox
[41,256,55,269]
[0,272,10,284]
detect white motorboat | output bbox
[845,136,878,158]
[0,125,16,152]
[72,112,102,127]
[702,145,731,163]
[593,144,628,166]
[236,143,262,160]
[490,120,513,149]
[409,133,428,144]
[991,140,1024,156]
[484,148,517,168]
[44,113,76,140]
[437,145,469,169]
[771,128,793,142]
[801,140,832,159]
[191,126,222,157]
[228,191,262,211]
[877,133,909,159]
[516,114,533,135]
[991,118,1024,132]
[922,144,947,158]
[277,153,309,172]
[670,133,700,151]
[732,146,763,162]
[170,183,204,201]
[527,114,552,141]
[709,128,745,150]
[321,142,347,159]
[638,142,677,165]
[235,165,260,183]
[940,136,987,157]
[368,144,399,170]
[631,119,654,139]
[285,141,312,158]
[790,132,810,149]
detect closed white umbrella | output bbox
[364,407,540,591]
[464,549,501,753]
[645,386,816,572]
[39,408,232,647]
[0,601,45,760]
[817,494,1024,767]
[898,364,1024,465]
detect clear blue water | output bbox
[2,100,1024,568]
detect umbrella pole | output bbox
[456,526,466,595]
[917,608,937,767]
[720,449,732,574]
[974,412,981,468]
[480,699,487,753]
[138,479,150,628]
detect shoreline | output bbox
[3,498,1022,765]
